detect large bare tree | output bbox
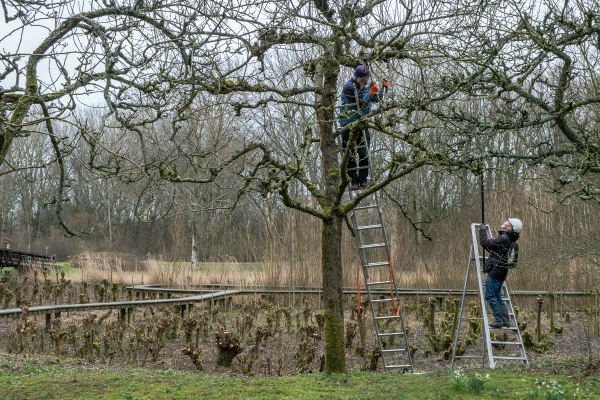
[4,0,600,373]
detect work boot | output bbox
[500,303,511,327]
[489,304,504,329]
[359,181,370,189]
[350,183,359,191]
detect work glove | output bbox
[383,80,390,88]
[369,82,379,96]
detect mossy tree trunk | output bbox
[321,215,346,373]
[314,46,346,373]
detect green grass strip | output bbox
[0,363,599,400]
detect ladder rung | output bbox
[385,364,411,368]
[371,298,400,303]
[357,224,383,230]
[360,243,386,249]
[365,262,389,268]
[461,317,484,320]
[454,356,483,359]
[367,280,391,286]
[374,315,403,320]
[382,348,406,353]
[355,205,378,210]
[347,166,369,171]
[378,332,405,337]
[491,341,522,345]
[492,356,527,361]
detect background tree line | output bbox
[2,103,598,294]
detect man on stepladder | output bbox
[479,219,522,328]
[338,65,389,191]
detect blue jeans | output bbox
[341,129,370,184]
[485,275,504,308]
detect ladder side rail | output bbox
[354,217,369,275]
[471,224,486,369]
[484,224,498,368]
[376,193,413,373]
[472,223,495,369]
[451,245,475,370]
[501,284,529,365]
[360,246,388,371]
[363,129,374,185]
[366,144,402,312]
[346,88,388,368]
[398,303,414,373]
[348,87,412,372]
[374,191,397,296]
[360,245,388,371]
[352,210,388,371]
[369,191,398,305]
[364,174,406,371]
[372,194,413,372]
[482,224,495,369]
[352,193,396,371]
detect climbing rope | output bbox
[389,251,401,316]
[357,253,369,318]
[357,252,400,317]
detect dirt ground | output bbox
[0,293,598,377]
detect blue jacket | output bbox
[338,78,381,126]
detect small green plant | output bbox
[572,387,584,400]
[451,369,467,391]
[543,381,565,400]
[488,382,501,397]
[469,372,489,393]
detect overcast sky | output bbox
[1,9,106,107]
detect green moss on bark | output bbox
[324,306,345,373]
[321,217,346,373]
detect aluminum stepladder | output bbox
[450,223,528,369]
[339,126,413,373]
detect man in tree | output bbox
[338,65,387,190]
[480,219,522,328]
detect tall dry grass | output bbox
[144,257,264,288]
[45,181,599,295]
[259,183,600,293]
[70,252,142,284]
[59,252,266,289]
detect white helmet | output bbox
[508,218,522,233]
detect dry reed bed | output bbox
[11,179,600,295]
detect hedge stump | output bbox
[215,331,243,367]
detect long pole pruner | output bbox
[477,93,485,265]
[481,173,485,264]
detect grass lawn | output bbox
[55,262,78,275]
[1,263,75,278]
[1,360,599,400]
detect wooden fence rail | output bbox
[0,285,596,333]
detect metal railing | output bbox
[0,284,592,322]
